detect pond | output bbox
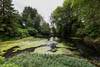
[0,37,77,60]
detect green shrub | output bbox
[0,56,5,64]
[27,27,38,36]
[17,28,29,38]
[7,53,95,67]
[0,63,20,67]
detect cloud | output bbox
[12,0,64,22]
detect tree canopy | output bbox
[0,0,51,41]
[51,0,100,39]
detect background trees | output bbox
[69,0,100,38]
[0,0,99,41]
[50,0,100,58]
[51,0,100,39]
[0,0,50,41]
[22,7,37,28]
[40,21,51,37]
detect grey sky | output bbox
[12,0,64,23]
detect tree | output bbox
[0,0,19,37]
[66,0,100,37]
[33,14,43,32]
[22,6,37,28]
[51,4,77,39]
[40,22,51,36]
[22,6,44,33]
[51,0,100,39]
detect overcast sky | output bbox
[12,0,64,23]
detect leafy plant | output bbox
[17,28,29,38]
[7,53,95,67]
[0,63,21,67]
[27,27,38,36]
[0,56,5,64]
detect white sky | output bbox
[12,0,64,23]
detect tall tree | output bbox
[22,6,37,28]
[34,14,43,32]
[40,22,50,36]
[51,0,100,39]
[0,0,19,37]
[22,6,43,32]
[68,0,100,37]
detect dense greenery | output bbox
[51,0,100,58]
[0,63,20,67]
[51,0,100,38]
[0,0,100,67]
[0,0,19,39]
[0,53,96,67]
[0,56,5,64]
[0,0,50,41]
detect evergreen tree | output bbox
[0,0,19,37]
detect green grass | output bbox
[0,53,95,67]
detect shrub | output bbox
[0,63,21,67]
[17,28,29,38]
[0,56,5,64]
[27,27,38,36]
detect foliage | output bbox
[40,22,51,37]
[0,56,5,64]
[27,27,38,36]
[0,1,49,41]
[33,14,43,32]
[0,0,20,37]
[22,7,37,23]
[21,6,50,38]
[0,63,21,67]
[3,53,95,67]
[51,0,100,39]
[22,6,43,32]
[51,4,79,39]
[17,28,29,38]
[66,0,100,37]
